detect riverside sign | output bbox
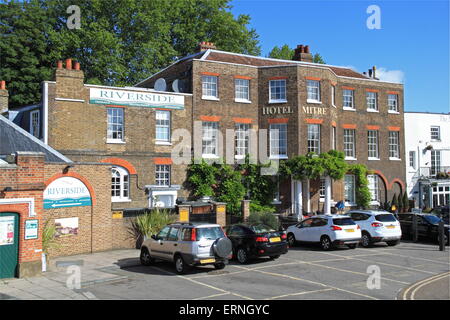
[89,88,184,110]
[44,177,92,209]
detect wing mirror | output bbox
[151,234,158,240]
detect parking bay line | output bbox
[193,292,231,300]
[232,265,379,300]
[362,248,450,266]
[150,265,254,300]
[265,288,335,300]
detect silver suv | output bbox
[140,222,233,274]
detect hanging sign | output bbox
[44,177,92,209]
[89,88,185,110]
[0,216,15,246]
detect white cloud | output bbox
[375,67,405,84]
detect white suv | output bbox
[286,215,362,250]
[347,210,402,247]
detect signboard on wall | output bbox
[44,177,92,209]
[0,216,15,245]
[25,220,39,240]
[89,88,185,110]
[55,217,79,237]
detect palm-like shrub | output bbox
[129,208,177,241]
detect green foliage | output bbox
[349,164,372,209]
[42,219,60,254]
[249,202,276,214]
[422,207,433,213]
[268,44,326,64]
[397,191,404,211]
[215,164,246,215]
[402,191,409,212]
[391,193,399,207]
[1,0,260,107]
[129,208,177,239]
[313,53,326,64]
[187,159,218,197]
[247,212,279,230]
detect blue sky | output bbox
[230,0,449,113]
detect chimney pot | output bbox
[57,60,63,69]
[293,44,313,63]
[368,69,373,77]
[74,61,80,70]
[66,58,72,70]
[372,66,376,78]
[304,45,310,53]
[0,81,5,90]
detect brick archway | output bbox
[389,178,405,193]
[44,172,97,206]
[100,157,137,175]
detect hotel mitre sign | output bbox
[89,88,184,110]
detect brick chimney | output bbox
[293,44,313,63]
[55,59,85,99]
[0,81,9,115]
[197,41,217,52]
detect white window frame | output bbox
[367,130,379,159]
[389,131,400,160]
[343,129,356,159]
[430,126,441,141]
[409,150,416,169]
[155,110,171,144]
[388,94,399,113]
[202,121,219,158]
[343,89,355,110]
[431,150,441,175]
[202,75,219,100]
[344,174,356,205]
[367,174,380,204]
[331,126,337,150]
[269,123,288,158]
[269,79,287,103]
[30,110,40,138]
[235,79,250,103]
[107,108,125,143]
[331,85,336,107]
[235,123,250,159]
[111,166,130,202]
[366,91,378,112]
[155,164,171,187]
[307,124,321,154]
[307,80,321,103]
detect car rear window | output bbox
[196,227,225,240]
[251,224,276,233]
[375,214,397,222]
[333,218,355,226]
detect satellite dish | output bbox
[154,78,167,91]
[172,79,186,93]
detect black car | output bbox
[431,206,449,224]
[397,213,449,245]
[224,224,288,264]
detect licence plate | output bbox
[269,237,281,243]
[345,229,354,232]
[386,225,395,229]
[200,258,215,264]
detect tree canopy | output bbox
[268,44,326,64]
[0,0,261,107]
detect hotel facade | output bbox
[3,42,406,217]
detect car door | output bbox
[294,218,314,242]
[165,226,180,260]
[309,218,328,242]
[227,226,244,251]
[398,214,412,236]
[150,225,171,259]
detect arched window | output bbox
[111,166,129,202]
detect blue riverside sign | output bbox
[89,88,185,110]
[44,177,92,209]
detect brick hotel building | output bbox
[3,42,406,217]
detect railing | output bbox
[416,166,450,179]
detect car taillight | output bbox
[255,236,268,242]
[191,228,197,241]
[357,225,361,230]
[371,222,383,227]
[221,227,227,237]
[331,225,342,231]
[281,233,287,240]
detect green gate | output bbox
[0,212,19,279]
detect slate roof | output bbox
[0,115,71,163]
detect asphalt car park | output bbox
[84,241,450,300]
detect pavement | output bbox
[0,242,449,300]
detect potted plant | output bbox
[41,220,60,272]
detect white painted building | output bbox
[404,112,450,208]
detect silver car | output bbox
[140,222,232,274]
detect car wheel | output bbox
[361,232,372,248]
[174,255,190,275]
[320,236,332,251]
[347,244,357,249]
[386,240,400,246]
[140,247,153,266]
[437,234,449,246]
[214,263,226,270]
[236,247,249,264]
[287,233,296,247]
[269,255,280,260]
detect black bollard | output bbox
[438,220,445,251]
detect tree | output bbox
[402,191,409,213]
[348,164,372,209]
[391,193,399,212]
[1,0,261,107]
[268,44,326,64]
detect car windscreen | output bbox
[196,227,225,240]
[423,215,442,225]
[333,218,355,226]
[375,214,397,222]
[250,224,276,233]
